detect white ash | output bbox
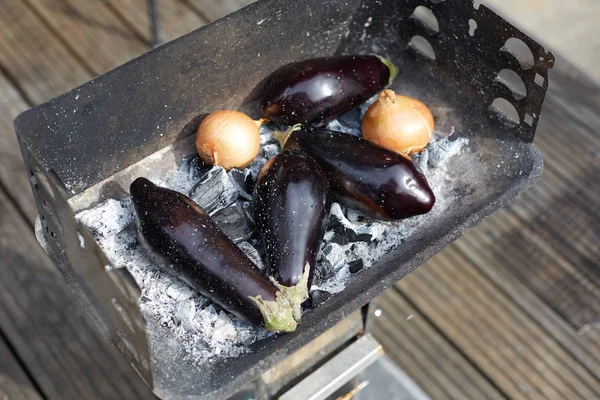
[311,129,469,295]
[76,170,272,365]
[326,93,377,135]
[75,114,468,364]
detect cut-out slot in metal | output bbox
[535,73,545,87]
[489,97,520,125]
[496,69,527,100]
[469,19,477,36]
[524,114,534,126]
[411,6,440,34]
[408,35,436,61]
[501,38,535,70]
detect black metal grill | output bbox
[14,0,553,398]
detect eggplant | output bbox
[130,177,296,332]
[253,150,330,318]
[260,55,398,126]
[274,128,435,220]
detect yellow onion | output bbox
[362,89,434,155]
[196,110,264,170]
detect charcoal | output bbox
[238,241,265,270]
[189,166,239,214]
[413,148,429,175]
[244,156,267,188]
[183,156,213,179]
[240,201,255,225]
[228,168,253,201]
[309,290,333,308]
[173,299,196,331]
[261,143,280,159]
[212,203,254,243]
[348,259,364,274]
[314,256,335,284]
[326,203,372,245]
[326,108,362,136]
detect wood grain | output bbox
[21,0,148,76]
[0,0,91,104]
[0,187,156,400]
[185,0,255,22]
[376,57,600,399]
[372,291,507,400]
[0,72,35,224]
[108,0,208,44]
[0,335,44,400]
[1,0,600,398]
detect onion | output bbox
[195,110,264,170]
[362,89,434,155]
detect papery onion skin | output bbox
[362,90,434,155]
[195,110,262,171]
[260,55,398,126]
[274,128,435,220]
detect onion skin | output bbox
[362,90,434,155]
[195,110,262,171]
[274,128,435,220]
[260,55,398,126]
[253,150,330,317]
[130,177,297,332]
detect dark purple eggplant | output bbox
[130,177,296,332]
[273,128,435,220]
[260,55,398,126]
[253,150,330,318]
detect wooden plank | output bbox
[0,72,36,224]
[0,334,44,400]
[0,0,91,104]
[22,0,148,76]
[185,0,255,22]
[108,0,208,45]
[0,187,156,400]
[399,246,600,399]
[433,247,600,397]
[455,211,600,374]
[372,291,507,400]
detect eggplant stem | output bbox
[272,124,302,148]
[270,262,310,323]
[249,293,297,333]
[373,54,399,85]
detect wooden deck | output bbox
[0,1,598,399]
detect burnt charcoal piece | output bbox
[238,241,265,271]
[228,168,253,201]
[321,244,333,256]
[189,166,239,214]
[348,259,364,274]
[314,256,335,285]
[254,150,331,319]
[277,128,435,220]
[130,177,296,332]
[260,55,397,126]
[183,156,213,179]
[327,204,372,245]
[212,203,254,243]
[309,290,333,308]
